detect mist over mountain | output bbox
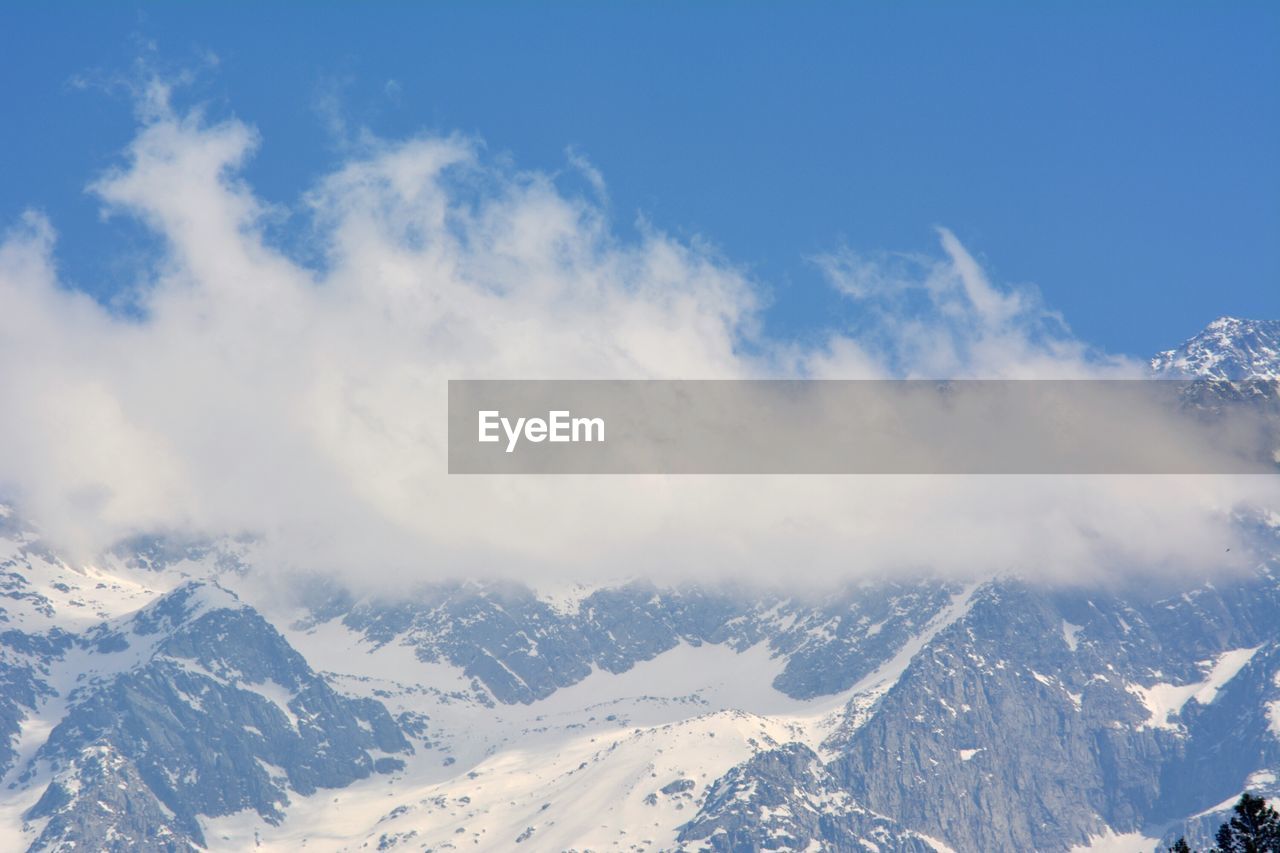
[1,97,1269,589]
[0,318,1277,851]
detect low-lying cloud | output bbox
[0,81,1274,589]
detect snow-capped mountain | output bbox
[1,318,1279,852]
[1152,317,1280,380]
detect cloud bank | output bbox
[0,82,1273,589]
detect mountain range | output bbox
[2,318,1279,852]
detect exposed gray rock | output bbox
[25,744,198,852]
[323,578,960,706]
[678,743,938,852]
[20,582,411,850]
[833,573,1280,851]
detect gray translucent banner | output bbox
[447,380,1280,474]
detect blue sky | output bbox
[3,1,1277,359]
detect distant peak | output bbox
[1151,317,1280,380]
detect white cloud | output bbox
[809,232,1136,379]
[0,90,1273,589]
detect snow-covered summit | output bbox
[1151,317,1280,380]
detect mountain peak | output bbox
[1150,317,1280,380]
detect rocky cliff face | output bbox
[830,575,1280,850]
[317,578,960,706]
[676,743,938,852]
[0,545,413,851]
